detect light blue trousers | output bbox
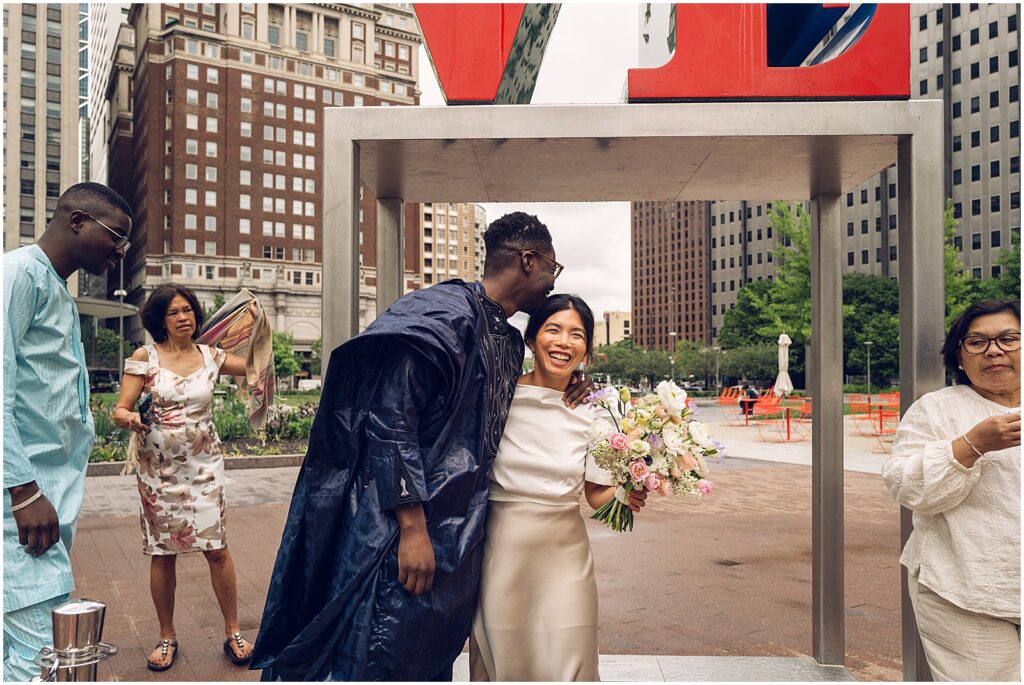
[4,595,67,682]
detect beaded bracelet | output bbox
[10,489,43,513]
[961,433,985,458]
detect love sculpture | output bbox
[414,3,910,104]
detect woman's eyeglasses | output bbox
[960,332,1022,355]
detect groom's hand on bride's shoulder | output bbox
[563,371,596,409]
[627,490,648,513]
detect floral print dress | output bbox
[124,344,228,556]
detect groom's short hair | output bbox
[483,212,553,275]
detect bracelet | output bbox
[10,489,43,513]
[961,433,985,458]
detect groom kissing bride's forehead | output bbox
[251,211,594,681]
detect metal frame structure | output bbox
[322,102,943,676]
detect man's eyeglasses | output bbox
[85,213,131,252]
[960,332,1022,355]
[525,251,564,279]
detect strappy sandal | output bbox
[146,638,178,672]
[223,632,252,665]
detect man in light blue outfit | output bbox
[4,183,133,681]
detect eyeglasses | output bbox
[960,332,1022,355]
[525,251,564,279]
[85,213,131,252]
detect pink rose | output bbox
[609,433,629,451]
[628,460,650,482]
[698,479,713,496]
[644,473,662,492]
[627,427,643,442]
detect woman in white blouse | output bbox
[469,294,646,682]
[882,299,1020,682]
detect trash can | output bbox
[33,599,117,682]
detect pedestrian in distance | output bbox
[113,284,262,671]
[251,212,594,681]
[3,182,133,681]
[882,299,1020,682]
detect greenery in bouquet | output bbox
[587,380,724,531]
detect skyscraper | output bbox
[2,4,83,260]
[105,3,423,361]
[419,202,486,285]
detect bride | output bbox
[470,294,647,681]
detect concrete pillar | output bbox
[897,125,945,682]
[809,193,845,666]
[376,199,405,314]
[322,128,360,372]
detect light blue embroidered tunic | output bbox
[3,245,95,613]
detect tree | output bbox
[202,292,227,323]
[842,272,898,375]
[309,338,322,377]
[718,343,778,382]
[717,278,775,349]
[673,340,717,382]
[755,201,813,345]
[846,312,900,384]
[272,331,300,384]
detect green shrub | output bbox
[213,396,254,441]
[89,398,129,463]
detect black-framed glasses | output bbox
[960,332,1022,355]
[85,213,131,252]
[524,250,564,279]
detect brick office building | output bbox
[111,3,423,359]
[630,200,712,350]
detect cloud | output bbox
[417,4,641,319]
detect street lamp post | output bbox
[114,262,127,377]
[713,345,721,391]
[864,340,873,398]
[669,331,677,382]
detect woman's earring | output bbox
[958,364,964,369]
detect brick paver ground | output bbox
[72,456,904,682]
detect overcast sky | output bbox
[417,4,642,323]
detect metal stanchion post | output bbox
[34,599,117,682]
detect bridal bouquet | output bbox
[587,380,723,532]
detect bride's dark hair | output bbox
[524,294,596,364]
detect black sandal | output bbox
[223,632,252,665]
[146,638,178,672]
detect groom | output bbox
[251,212,592,681]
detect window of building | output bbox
[970,62,979,79]
[186,139,198,154]
[186,88,198,104]
[970,28,979,45]
[204,190,216,207]
[991,91,1000,108]
[205,166,217,182]
[972,164,981,182]
[204,241,216,256]
[953,134,962,152]
[992,231,1002,248]
[185,188,198,205]
[889,214,896,230]
[990,125,1000,143]
[352,44,364,64]
[1011,121,1020,138]
[953,168,962,185]
[971,130,980,147]
[861,219,868,234]
[206,116,218,133]
[185,163,198,180]
[185,213,197,229]
[240,194,251,210]
[187,64,199,80]
[952,101,961,118]
[185,239,197,254]
[847,252,855,266]
[952,35,961,51]
[972,232,982,249]
[991,160,1000,178]
[1010,14,1018,32]
[971,96,980,113]
[1013,156,1021,174]
[989,20,998,39]
[1012,192,1021,209]
[919,46,927,63]
[1011,86,1019,104]
[991,195,1001,212]
[918,14,927,30]
[971,199,981,216]
[204,216,216,232]
[1012,50,1020,68]
[861,249,868,264]
[268,25,280,45]
[860,189,868,204]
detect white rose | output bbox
[694,452,710,478]
[587,418,616,446]
[686,421,715,449]
[656,380,687,416]
[661,425,687,455]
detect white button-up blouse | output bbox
[882,384,1020,620]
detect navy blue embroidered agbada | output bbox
[251,281,523,681]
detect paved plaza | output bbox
[72,410,906,682]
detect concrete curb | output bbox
[86,453,305,477]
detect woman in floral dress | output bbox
[114,284,257,671]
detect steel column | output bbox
[809,194,845,665]
[322,128,360,375]
[376,198,405,315]
[896,125,945,681]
